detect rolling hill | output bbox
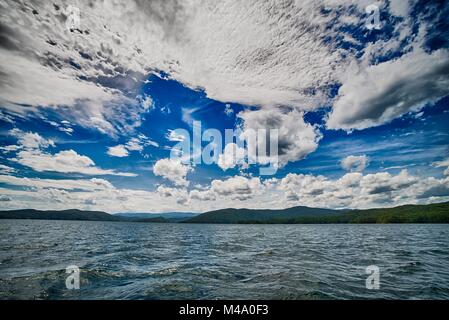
[0,209,120,221]
[116,212,199,222]
[1,202,448,224]
[185,202,449,224]
[185,206,341,223]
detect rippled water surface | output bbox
[1,220,449,299]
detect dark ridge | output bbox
[0,209,120,222]
[184,202,449,224]
[1,202,448,224]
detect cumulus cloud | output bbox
[1,0,446,140]
[360,170,418,195]
[279,173,332,201]
[211,176,262,201]
[217,143,246,171]
[0,1,448,213]
[9,129,54,150]
[277,169,449,209]
[0,0,359,134]
[0,49,135,135]
[107,145,129,158]
[238,108,321,166]
[189,189,217,202]
[12,149,136,177]
[0,1,151,135]
[125,138,145,152]
[157,185,189,205]
[417,177,449,199]
[341,155,369,172]
[327,49,449,130]
[153,158,191,187]
[1,167,448,212]
[7,130,136,176]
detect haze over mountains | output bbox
[1,202,448,224]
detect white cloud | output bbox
[0,175,114,191]
[278,173,333,201]
[12,149,136,177]
[59,127,74,135]
[7,130,136,176]
[0,50,134,135]
[189,189,217,201]
[9,129,54,150]
[157,185,189,205]
[139,95,154,110]
[217,143,246,171]
[211,176,262,201]
[138,134,160,148]
[166,130,187,142]
[0,195,11,201]
[276,169,448,209]
[46,120,75,135]
[153,158,191,187]
[433,158,449,176]
[338,172,363,188]
[417,176,449,199]
[0,0,357,132]
[107,145,129,158]
[0,145,21,153]
[341,155,369,172]
[238,108,321,166]
[0,164,15,174]
[360,170,417,195]
[108,135,159,157]
[0,1,448,213]
[125,139,144,152]
[1,0,445,140]
[224,104,234,117]
[327,49,449,130]
[389,0,410,17]
[0,168,448,212]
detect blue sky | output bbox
[0,0,448,212]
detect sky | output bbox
[0,0,448,213]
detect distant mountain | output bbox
[328,202,449,224]
[116,212,199,221]
[185,202,449,224]
[185,206,340,224]
[0,209,120,221]
[0,209,196,223]
[1,202,448,224]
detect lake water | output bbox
[1,220,449,300]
